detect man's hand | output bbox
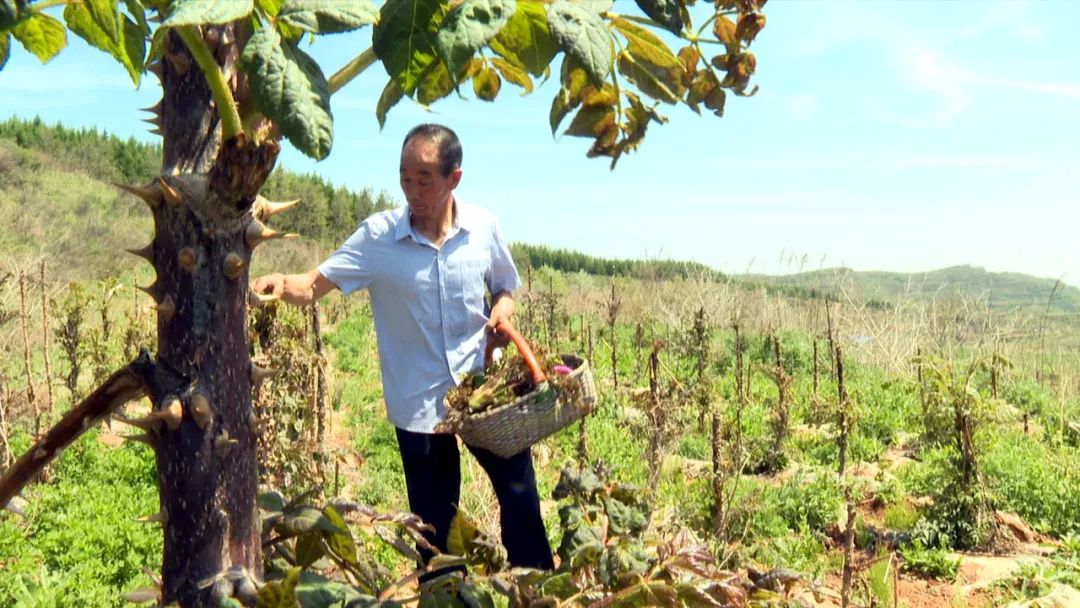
[485,291,516,348]
[251,273,286,299]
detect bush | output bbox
[982,430,1080,537]
[900,540,960,580]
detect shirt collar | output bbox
[393,200,475,242]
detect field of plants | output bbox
[2,252,1079,607]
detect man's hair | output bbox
[402,123,462,177]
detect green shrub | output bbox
[982,430,1080,537]
[883,503,921,532]
[899,540,960,580]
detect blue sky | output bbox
[2,0,1078,286]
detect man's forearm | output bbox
[280,269,335,306]
[490,291,515,322]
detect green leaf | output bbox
[538,572,578,599]
[373,0,449,96]
[241,26,334,160]
[416,60,454,105]
[278,504,348,536]
[489,0,556,78]
[446,510,479,556]
[64,0,145,85]
[472,64,500,101]
[295,575,371,608]
[259,491,287,512]
[376,78,403,128]
[1,0,25,33]
[279,0,378,34]
[605,496,648,536]
[545,0,612,85]
[257,567,301,608]
[491,57,531,93]
[427,554,467,571]
[11,12,65,63]
[611,16,680,70]
[556,504,605,565]
[632,0,683,35]
[436,0,514,76]
[458,582,496,608]
[164,0,254,27]
[322,505,360,567]
[295,533,326,568]
[0,33,9,70]
[256,0,285,17]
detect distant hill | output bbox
[744,266,1080,313]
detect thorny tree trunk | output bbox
[123,25,281,606]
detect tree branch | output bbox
[175,25,244,141]
[0,353,154,510]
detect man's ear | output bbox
[449,167,463,189]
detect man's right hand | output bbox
[251,273,286,299]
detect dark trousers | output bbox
[395,428,555,573]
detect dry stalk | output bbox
[606,280,621,392]
[39,260,54,424]
[0,371,11,468]
[311,301,327,484]
[18,269,39,437]
[836,342,850,478]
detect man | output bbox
[252,124,555,573]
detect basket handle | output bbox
[485,319,547,385]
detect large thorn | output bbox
[140,101,163,117]
[147,60,163,80]
[190,393,212,429]
[256,197,301,222]
[116,183,164,210]
[147,397,183,431]
[137,508,168,525]
[250,364,280,390]
[148,127,164,137]
[223,253,245,280]
[245,219,297,250]
[142,116,162,130]
[178,247,197,272]
[214,429,238,456]
[155,295,176,321]
[125,243,154,264]
[136,282,159,302]
[157,178,184,208]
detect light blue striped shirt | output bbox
[318,203,521,433]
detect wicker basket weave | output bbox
[455,354,597,458]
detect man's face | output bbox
[399,137,461,221]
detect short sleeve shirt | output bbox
[317,203,520,433]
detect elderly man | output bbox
[252,123,554,573]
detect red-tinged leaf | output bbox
[491,56,532,93]
[489,0,557,77]
[713,14,737,48]
[677,45,700,88]
[735,11,766,44]
[704,85,725,116]
[686,69,719,113]
[472,64,501,101]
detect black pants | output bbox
[395,428,555,573]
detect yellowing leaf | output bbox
[447,510,480,556]
[417,60,454,105]
[548,55,589,134]
[736,11,766,44]
[375,78,403,128]
[11,12,65,63]
[616,51,680,105]
[472,64,501,101]
[492,56,532,93]
[546,0,612,85]
[489,0,557,77]
[257,567,301,608]
[611,16,680,71]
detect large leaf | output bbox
[488,0,556,77]
[279,0,378,34]
[241,26,334,160]
[616,51,679,104]
[164,0,254,27]
[417,60,454,105]
[373,0,448,96]
[277,504,349,537]
[605,496,648,536]
[322,505,360,567]
[295,533,327,569]
[633,0,683,35]
[446,510,479,556]
[64,0,144,85]
[11,12,65,63]
[545,0,612,85]
[436,0,515,76]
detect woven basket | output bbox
[451,322,597,458]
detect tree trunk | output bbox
[131,26,280,606]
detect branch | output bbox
[328,47,377,95]
[0,353,153,510]
[175,25,244,141]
